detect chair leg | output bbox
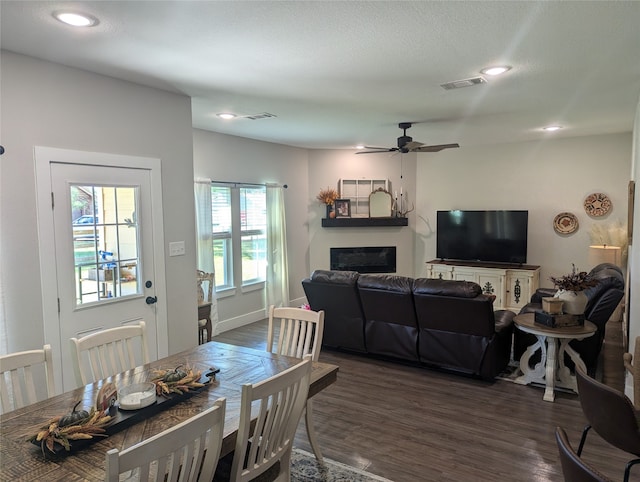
[624,458,640,482]
[577,425,592,456]
[305,399,323,462]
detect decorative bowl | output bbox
[118,382,157,410]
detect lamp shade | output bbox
[588,245,621,267]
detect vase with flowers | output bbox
[316,186,339,218]
[549,264,599,315]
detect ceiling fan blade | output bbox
[404,141,424,150]
[411,143,460,153]
[355,147,399,155]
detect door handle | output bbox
[145,296,158,305]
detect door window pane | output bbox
[71,184,140,305]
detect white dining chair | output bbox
[229,356,311,482]
[70,321,149,387]
[267,305,325,461]
[105,397,226,482]
[0,344,55,414]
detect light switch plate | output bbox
[169,241,185,257]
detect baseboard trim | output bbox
[215,297,308,335]
[216,309,266,334]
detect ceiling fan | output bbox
[356,122,460,155]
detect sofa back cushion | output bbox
[412,279,496,337]
[302,270,366,352]
[357,274,419,361]
[357,274,417,327]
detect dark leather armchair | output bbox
[357,274,420,362]
[413,279,514,379]
[302,270,367,352]
[514,263,624,375]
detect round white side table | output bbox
[513,313,597,402]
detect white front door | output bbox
[35,147,167,392]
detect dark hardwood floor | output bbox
[214,319,634,482]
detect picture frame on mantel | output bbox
[335,199,351,218]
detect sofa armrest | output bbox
[494,309,515,333]
[530,288,557,304]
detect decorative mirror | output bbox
[369,188,393,218]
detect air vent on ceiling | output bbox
[440,76,486,90]
[243,112,277,120]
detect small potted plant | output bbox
[316,187,339,218]
[550,264,599,314]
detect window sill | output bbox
[241,281,265,293]
[215,287,236,299]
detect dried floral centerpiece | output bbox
[150,365,206,396]
[550,264,598,292]
[549,264,599,315]
[27,401,113,456]
[316,186,339,218]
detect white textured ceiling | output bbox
[2,1,640,150]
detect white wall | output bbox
[415,133,632,285]
[192,129,310,331]
[307,150,418,277]
[626,96,639,400]
[0,51,197,356]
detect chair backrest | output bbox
[0,344,55,413]
[105,397,226,482]
[267,305,324,362]
[555,427,612,482]
[197,270,214,304]
[575,367,640,456]
[70,321,149,387]
[230,356,312,482]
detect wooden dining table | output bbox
[0,341,339,481]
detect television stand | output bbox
[425,259,540,312]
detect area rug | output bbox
[291,448,394,482]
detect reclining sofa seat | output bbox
[357,274,420,362]
[301,270,366,352]
[412,279,515,379]
[514,263,624,376]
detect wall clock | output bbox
[583,192,611,217]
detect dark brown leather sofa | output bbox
[302,270,515,379]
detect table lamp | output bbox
[588,244,621,267]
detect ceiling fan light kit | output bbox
[356,122,460,155]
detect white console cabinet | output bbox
[425,260,540,312]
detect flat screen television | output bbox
[436,210,528,264]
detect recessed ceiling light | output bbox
[543,125,562,132]
[480,66,512,76]
[355,145,365,150]
[53,11,98,27]
[217,113,237,120]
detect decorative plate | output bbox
[553,212,579,234]
[583,192,612,217]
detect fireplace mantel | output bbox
[321,217,408,228]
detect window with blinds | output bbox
[211,185,232,289]
[239,186,266,285]
[210,184,266,291]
